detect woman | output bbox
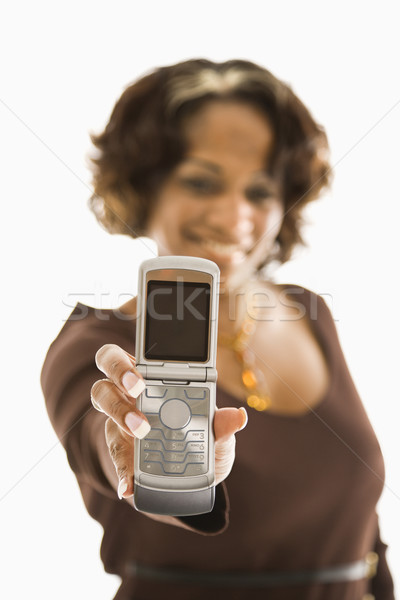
[41,59,394,598]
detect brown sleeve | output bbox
[370,522,395,599]
[40,304,229,533]
[313,295,395,597]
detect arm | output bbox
[369,523,395,600]
[313,293,395,597]
[41,308,245,534]
[91,343,246,532]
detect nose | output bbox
[207,192,254,240]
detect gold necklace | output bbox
[218,310,271,412]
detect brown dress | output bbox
[40,285,395,599]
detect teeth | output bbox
[202,240,242,256]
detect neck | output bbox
[218,278,256,335]
[218,288,244,335]
[218,277,278,336]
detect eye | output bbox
[179,177,219,195]
[245,186,275,204]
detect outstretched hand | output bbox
[91,343,248,500]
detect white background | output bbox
[1,1,399,597]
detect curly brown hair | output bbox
[87,58,332,265]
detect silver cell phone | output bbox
[133,256,220,516]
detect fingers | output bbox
[91,378,151,439]
[105,418,134,498]
[92,344,152,501]
[94,344,249,495]
[213,407,248,442]
[92,344,150,439]
[95,343,145,399]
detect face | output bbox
[146,100,284,291]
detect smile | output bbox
[201,239,245,256]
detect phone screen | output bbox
[144,280,210,362]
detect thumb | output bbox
[213,407,248,442]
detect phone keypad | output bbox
[139,385,209,477]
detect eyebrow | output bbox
[183,158,222,173]
[183,157,275,182]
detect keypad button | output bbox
[160,399,191,429]
[141,396,164,414]
[145,387,168,399]
[147,415,163,429]
[188,430,205,440]
[164,462,186,474]
[186,453,205,462]
[139,385,211,476]
[184,389,207,400]
[188,442,205,451]
[164,440,186,452]
[186,398,208,416]
[142,461,164,476]
[166,452,185,462]
[185,463,207,476]
[168,430,186,441]
[142,440,163,451]
[142,451,163,462]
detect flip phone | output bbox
[133,256,220,516]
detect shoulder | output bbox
[257,281,341,352]
[270,282,342,353]
[41,303,136,395]
[49,302,136,344]
[254,281,334,322]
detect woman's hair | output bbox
[87,58,332,265]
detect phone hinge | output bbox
[137,364,209,382]
[206,367,218,382]
[136,365,218,383]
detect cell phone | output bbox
[133,256,220,516]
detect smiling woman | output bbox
[87,59,331,267]
[40,58,395,599]
[146,101,283,285]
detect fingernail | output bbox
[118,478,128,499]
[125,412,151,439]
[122,371,145,398]
[238,407,248,431]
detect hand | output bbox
[91,343,248,500]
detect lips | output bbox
[184,234,249,265]
[201,238,244,256]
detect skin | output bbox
[91,100,330,515]
[146,100,283,300]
